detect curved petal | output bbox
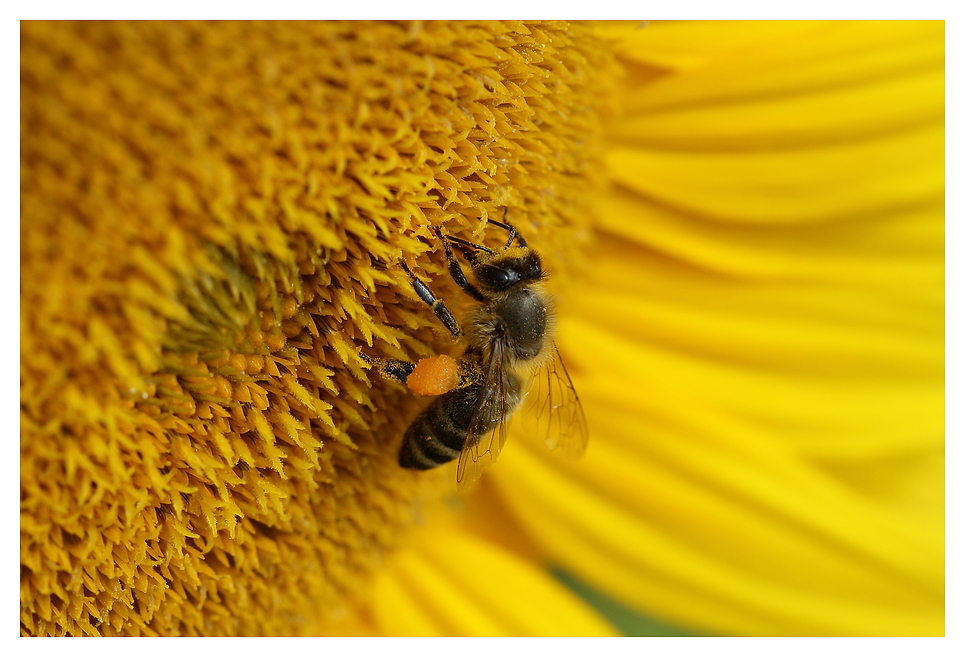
[370,527,620,637]
[597,21,829,72]
[496,432,941,636]
[495,20,943,636]
[614,21,943,112]
[606,126,943,225]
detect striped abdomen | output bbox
[399,383,482,470]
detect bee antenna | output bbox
[486,217,526,248]
[447,235,495,255]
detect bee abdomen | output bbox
[399,388,475,470]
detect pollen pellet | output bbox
[406,354,460,396]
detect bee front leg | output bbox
[399,259,464,337]
[487,217,526,248]
[431,226,486,302]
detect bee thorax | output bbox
[491,288,550,360]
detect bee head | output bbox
[473,248,543,292]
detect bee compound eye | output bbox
[479,264,515,290]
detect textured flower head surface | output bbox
[20,20,943,637]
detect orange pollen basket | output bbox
[406,355,461,396]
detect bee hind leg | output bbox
[358,352,416,384]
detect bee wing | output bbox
[455,337,512,491]
[531,343,589,458]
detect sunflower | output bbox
[20,20,943,637]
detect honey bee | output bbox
[362,219,588,490]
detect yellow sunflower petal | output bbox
[597,20,828,72]
[606,127,942,225]
[371,527,619,637]
[558,236,943,461]
[614,67,944,150]
[616,21,943,109]
[494,20,943,637]
[497,435,941,636]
